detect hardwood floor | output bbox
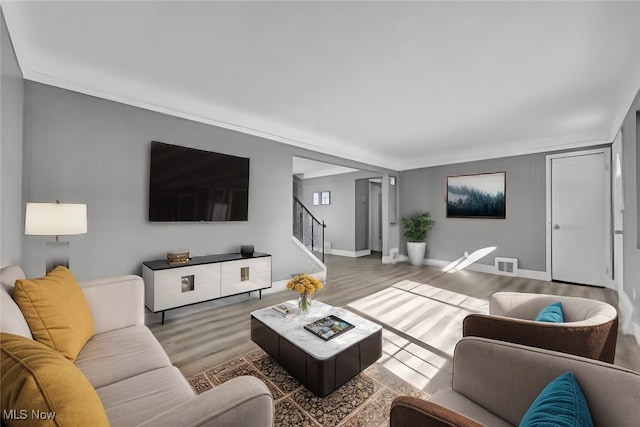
[149,253,640,388]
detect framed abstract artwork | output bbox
[446,172,506,218]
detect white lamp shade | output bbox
[25,203,87,236]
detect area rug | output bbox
[188,349,429,427]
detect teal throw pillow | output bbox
[535,301,564,323]
[519,372,593,427]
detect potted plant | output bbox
[401,212,435,266]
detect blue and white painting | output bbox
[447,172,506,218]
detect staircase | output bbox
[293,197,326,263]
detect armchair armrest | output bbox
[80,275,144,334]
[137,376,273,427]
[462,313,617,362]
[390,396,483,427]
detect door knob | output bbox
[553,224,560,230]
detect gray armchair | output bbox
[390,337,640,427]
[462,292,618,362]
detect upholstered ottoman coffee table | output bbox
[251,300,382,397]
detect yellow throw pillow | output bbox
[0,333,110,427]
[13,266,95,361]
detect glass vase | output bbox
[298,292,311,313]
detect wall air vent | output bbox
[495,257,518,277]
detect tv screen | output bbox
[149,141,249,222]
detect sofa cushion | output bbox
[534,301,564,323]
[75,325,172,388]
[0,332,109,427]
[0,286,32,338]
[0,266,31,338]
[519,372,593,427]
[13,266,95,361]
[96,366,194,427]
[0,265,26,295]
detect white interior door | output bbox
[550,150,612,287]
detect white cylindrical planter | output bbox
[407,242,426,266]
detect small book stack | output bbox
[166,251,190,266]
[272,304,291,316]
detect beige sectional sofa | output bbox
[0,265,274,427]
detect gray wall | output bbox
[19,82,349,280]
[622,90,640,324]
[354,178,369,251]
[293,175,303,200]
[399,153,548,271]
[302,171,383,253]
[0,8,24,267]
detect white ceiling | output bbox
[292,157,359,179]
[2,1,639,171]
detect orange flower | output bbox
[286,274,324,295]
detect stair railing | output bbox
[293,197,326,263]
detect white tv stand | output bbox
[142,252,272,324]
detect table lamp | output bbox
[25,200,87,273]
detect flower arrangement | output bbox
[286,274,323,312]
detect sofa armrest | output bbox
[80,275,145,334]
[137,376,273,427]
[390,396,483,427]
[462,313,617,362]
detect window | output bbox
[321,191,331,205]
[313,191,331,205]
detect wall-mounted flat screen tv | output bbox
[149,141,249,222]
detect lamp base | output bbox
[46,241,70,273]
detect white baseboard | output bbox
[421,257,549,281]
[519,269,551,281]
[330,249,371,258]
[395,254,409,263]
[382,247,401,264]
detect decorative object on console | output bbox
[446,171,506,218]
[25,200,87,273]
[240,245,254,257]
[286,274,323,313]
[166,251,190,265]
[401,211,434,266]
